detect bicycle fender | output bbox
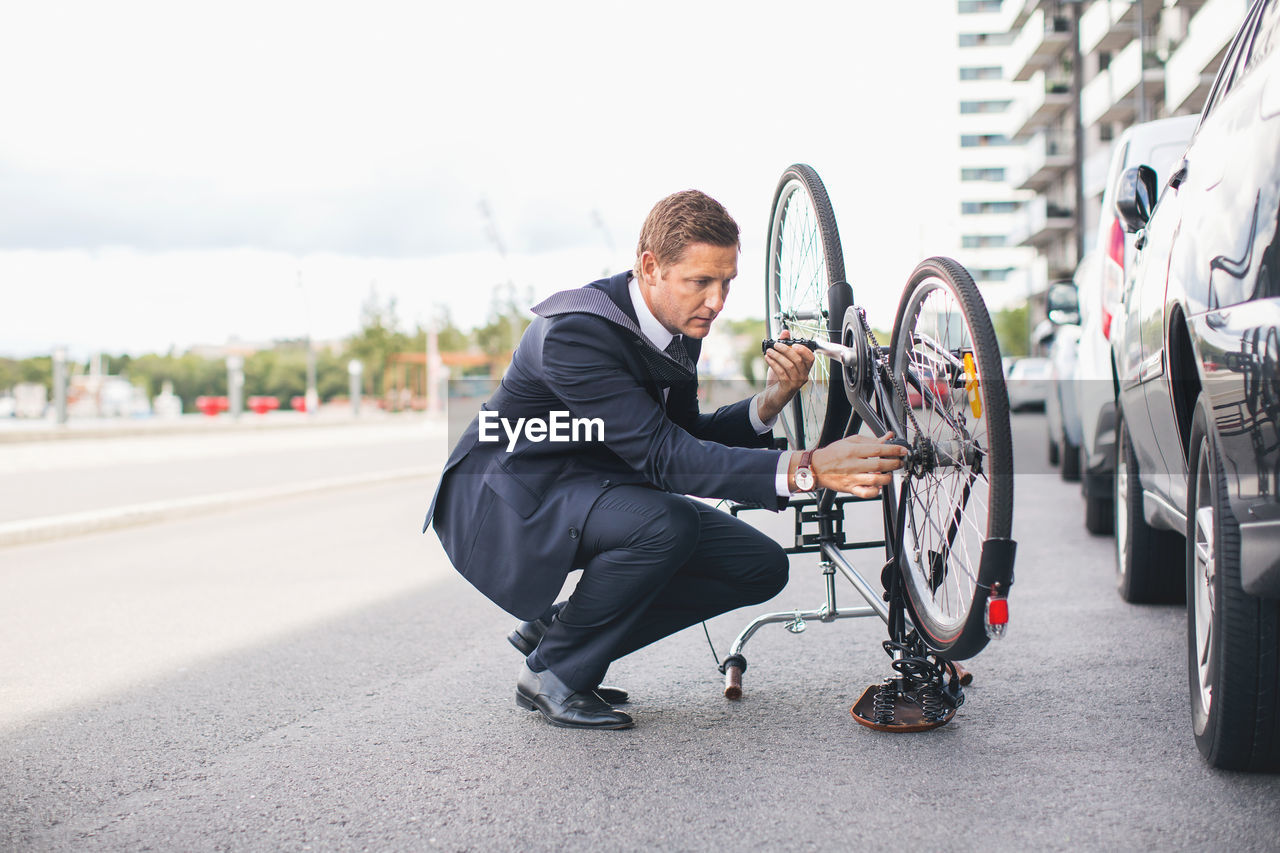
[976,537,1017,594]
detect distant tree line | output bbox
[0,289,533,410]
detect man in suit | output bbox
[425,190,907,729]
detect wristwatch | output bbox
[794,450,816,492]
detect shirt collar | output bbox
[628,272,677,352]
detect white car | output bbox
[1006,357,1052,412]
[1073,114,1198,534]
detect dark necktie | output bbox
[664,336,695,374]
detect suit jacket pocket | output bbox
[482,457,565,518]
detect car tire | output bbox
[1084,491,1113,536]
[1060,434,1081,482]
[1187,395,1280,771]
[1114,410,1184,603]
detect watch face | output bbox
[795,467,815,491]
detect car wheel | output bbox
[1084,487,1113,536]
[1187,395,1280,770]
[1060,434,1081,482]
[1048,430,1060,466]
[1114,410,1183,603]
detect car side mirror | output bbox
[1115,165,1158,233]
[1046,281,1080,326]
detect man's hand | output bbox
[789,433,909,498]
[756,329,816,423]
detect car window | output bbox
[1200,3,1261,122]
[1146,140,1190,195]
[1245,0,1280,74]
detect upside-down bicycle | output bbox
[720,164,1017,732]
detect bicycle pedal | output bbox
[850,684,956,733]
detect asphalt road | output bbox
[0,418,445,523]
[2,412,1278,851]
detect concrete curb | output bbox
[0,466,437,549]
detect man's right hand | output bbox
[788,433,909,498]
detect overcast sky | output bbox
[0,1,961,358]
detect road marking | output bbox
[0,466,437,548]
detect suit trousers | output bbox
[529,485,789,692]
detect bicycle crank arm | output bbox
[761,338,857,367]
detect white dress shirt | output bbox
[628,275,793,497]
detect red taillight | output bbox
[985,596,1009,639]
[1101,217,1126,340]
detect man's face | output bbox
[638,242,737,339]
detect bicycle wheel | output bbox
[888,257,1014,659]
[765,164,852,451]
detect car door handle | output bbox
[1169,159,1189,189]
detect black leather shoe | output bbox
[508,614,629,705]
[516,663,634,730]
[507,616,550,656]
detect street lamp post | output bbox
[348,360,363,417]
[227,355,244,419]
[1069,0,1086,266]
[52,346,67,425]
[297,270,319,417]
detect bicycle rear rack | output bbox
[723,490,970,731]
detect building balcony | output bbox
[1015,129,1073,191]
[1011,8,1072,82]
[1081,37,1165,127]
[1079,0,1165,55]
[1008,0,1042,29]
[1165,0,1248,114]
[1011,70,1072,140]
[1013,196,1074,247]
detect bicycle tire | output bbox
[765,164,851,450]
[888,257,1014,659]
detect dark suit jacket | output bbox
[424,271,784,619]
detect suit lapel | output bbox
[532,273,697,387]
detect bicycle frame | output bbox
[728,310,995,703]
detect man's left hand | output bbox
[756,329,816,422]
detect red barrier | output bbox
[247,396,280,415]
[290,395,307,412]
[195,396,229,416]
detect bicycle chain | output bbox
[855,308,923,441]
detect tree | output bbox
[345,287,410,396]
[992,304,1030,358]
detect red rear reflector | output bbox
[988,598,1008,624]
[985,596,1009,639]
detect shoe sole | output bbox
[507,630,536,656]
[515,689,635,730]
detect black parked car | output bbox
[1112,0,1280,771]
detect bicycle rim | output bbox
[890,258,1013,656]
[765,164,849,450]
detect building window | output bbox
[960,99,1013,114]
[1097,51,1112,73]
[962,235,1009,248]
[961,201,1020,215]
[1099,122,1115,142]
[960,133,1011,147]
[958,0,1002,12]
[961,167,1007,181]
[958,32,1015,47]
[960,65,1003,80]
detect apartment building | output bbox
[1001,0,1242,298]
[952,0,1037,310]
